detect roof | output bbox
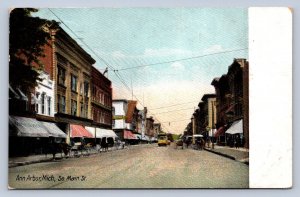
[56,26,96,65]
[211,77,220,86]
[201,94,216,102]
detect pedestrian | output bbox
[235,135,239,149]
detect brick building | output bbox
[211,58,249,148]
[91,66,112,129]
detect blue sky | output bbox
[34,8,248,134]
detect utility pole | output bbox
[212,100,215,149]
[131,75,133,100]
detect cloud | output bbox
[170,62,185,70]
[203,45,224,54]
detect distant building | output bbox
[112,100,139,142]
[200,94,217,139]
[146,116,155,137]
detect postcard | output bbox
[8,7,292,189]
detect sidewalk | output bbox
[9,143,154,168]
[204,144,249,165]
[9,147,115,168]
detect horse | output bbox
[175,139,184,149]
[46,142,71,160]
[100,137,109,152]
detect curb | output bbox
[204,148,236,160]
[204,148,249,166]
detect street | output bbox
[9,144,249,189]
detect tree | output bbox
[9,8,59,91]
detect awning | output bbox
[16,88,28,101]
[85,126,96,138]
[124,130,137,139]
[214,126,225,137]
[70,124,93,138]
[225,119,243,134]
[96,128,117,138]
[41,122,67,138]
[134,134,142,139]
[9,116,50,137]
[142,135,150,141]
[9,85,20,99]
[85,127,117,139]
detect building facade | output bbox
[91,66,112,129]
[211,58,249,148]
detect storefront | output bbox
[70,124,94,145]
[225,119,244,147]
[9,116,66,156]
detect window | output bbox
[79,82,83,95]
[62,96,66,113]
[71,75,77,92]
[57,95,66,113]
[57,94,60,113]
[36,93,40,113]
[85,104,88,118]
[71,99,77,116]
[57,66,66,86]
[41,93,45,114]
[80,102,84,117]
[84,81,89,97]
[47,97,51,116]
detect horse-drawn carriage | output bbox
[175,134,205,150]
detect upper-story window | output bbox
[41,93,45,114]
[112,107,115,116]
[57,66,66,86]
[71,75,78,92]
[80,82,83,95]
[84,81,89,97]
[57,94,66,113]
[71,99,77,116]
[47,97,51,116]
[35,92,40,113]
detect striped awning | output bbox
[70,124,93,138]
[85,127,117,139]
[124,130,137,139]
[41,122,67,138]
[9,116,49,137]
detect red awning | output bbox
[214,126,225,138]
[70,124,93,138]
[124,130,137,139]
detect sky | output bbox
[34,8,248,134]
